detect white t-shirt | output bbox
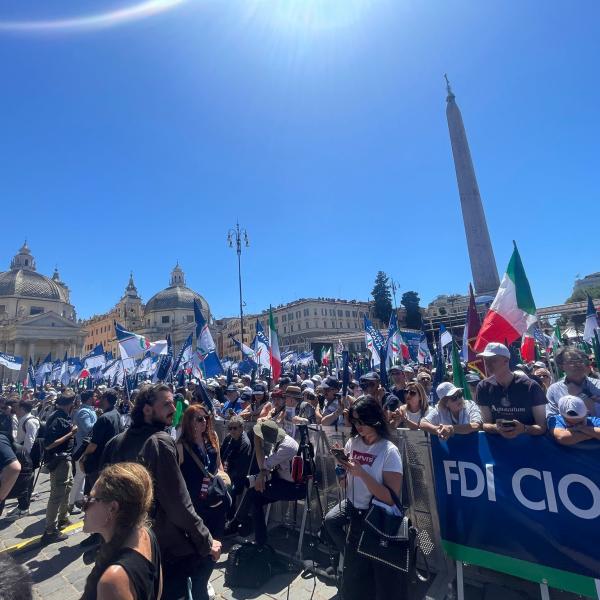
[422,400,482,426]
[344,436,403,510]
[406,409,429,424]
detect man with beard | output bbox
[101,383,221,600]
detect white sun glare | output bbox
[0,0,187,33]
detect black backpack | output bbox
[29,417,49,470]
[224,542,285,588]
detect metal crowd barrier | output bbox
[213,419,454,599]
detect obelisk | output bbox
[445,76,500,295]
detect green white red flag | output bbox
[474,244,537,352]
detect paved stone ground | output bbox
[0,473,338,600]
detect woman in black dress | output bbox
[80,462,161,600]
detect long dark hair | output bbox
[350,397,391,440]
[81,463,153,600]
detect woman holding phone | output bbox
[330,397,405,600]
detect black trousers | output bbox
[341,505,408,600]
[243,478,306,545]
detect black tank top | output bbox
[111,528,161,600]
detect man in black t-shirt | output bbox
[476,343,547,438]
[42,391,77,544]
[79,388,122,493]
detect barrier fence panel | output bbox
[214,418,599,599]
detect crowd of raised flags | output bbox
[1,244,599,394]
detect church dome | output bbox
[0,244,69,302]
[144,263,210,315]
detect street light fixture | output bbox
[227,223,250,356]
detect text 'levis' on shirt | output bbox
[344,436,403,510]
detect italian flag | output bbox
[269,306,281,381]
[321,346,332,366]
[474,244,537,352]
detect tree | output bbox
[566,286,600,303]
[401,291,423,330]
[371,271,393,324]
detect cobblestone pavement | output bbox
[0,473,338,600]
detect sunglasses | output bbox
[228,425,240,431]
[194,416,207,424]
[419,378,431,382]
[407,390,419,396]
[447,394,463,402]
[82,495,105,511]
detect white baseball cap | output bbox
[477,342,510,359]
[436,382,463,400]
[558,395,587,419]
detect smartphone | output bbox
[496,419,517,429]
[331,448,350,463]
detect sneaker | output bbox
[58,517,73,529]
[3,507,29,521]
[41,530,69,545]
[207,582,215,600]
[68,504,82,515]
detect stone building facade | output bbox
[0,243,86,381]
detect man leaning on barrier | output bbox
[420,382,483,438]
[546,347,600,418]
[475,343,547,437]
[549,395,600,446]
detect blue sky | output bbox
[0,0,598,320]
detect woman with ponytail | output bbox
[80,462,161,600]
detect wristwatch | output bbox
[523,424,530,434]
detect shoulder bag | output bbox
[182,441,232,509]
[357,484,429,581]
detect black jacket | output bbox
[220,432,252,485]
[101,422,213,561]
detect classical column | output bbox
[14,340,24,382]
[27,340,36,366]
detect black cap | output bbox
[321,376,341,390]
[226,384,239,393]
[360,371,380,383]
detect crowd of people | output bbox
[0,341,599,600]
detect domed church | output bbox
[0,243,86,381]
[139,262,212,349]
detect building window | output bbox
[290,324,294,332]
[147,319,150,326]
[347,321,351,328]
[282,315,286,322]
[284,326,287,333]
[162,316,170,324]
[274,316,278,324]
[324,321,327,328]
[345,310,350,317]
[314,309,317,316]
[306,321,309,329]
[30,306,44,315]
[337,310,343,316]
[296,311,301,319]
[352,311,357,317]
[331,321,335,328]
[304,309,309,316]
[186,315,193,323]
[288,313,294,321]
[0,305,5,312]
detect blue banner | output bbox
[431,434,600,596]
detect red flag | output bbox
[521,332,535,363]
[463,284,485,376]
